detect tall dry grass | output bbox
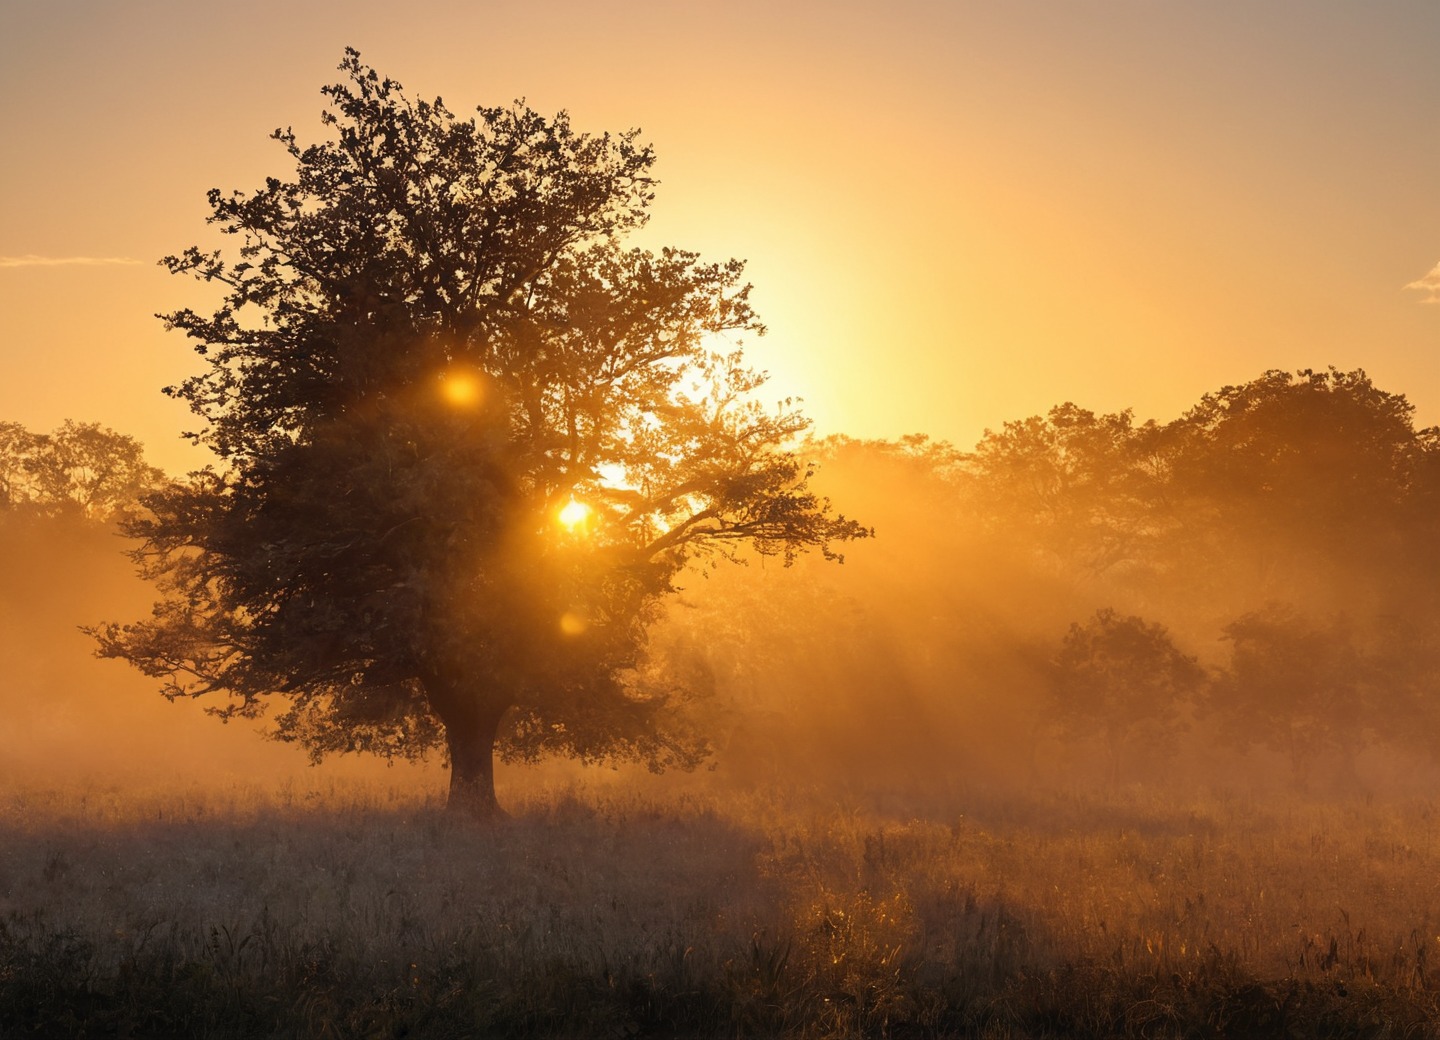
[3,775,1439,1037]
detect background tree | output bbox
[0,420,162,523]
[1209,605,1368,792]
[1162,368,1425,613]
[27,421,165,522]
[1047,609,1204,785]
[92,51,866,819]
[0,422,40,511]
[964,405,1165,581]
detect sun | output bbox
[558,497,592,530]
[439,370,482,407]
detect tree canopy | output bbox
[1048,608,1204,785]
[0,420,162,523]
[1209,605,1367,792]
[92,51,867,817]
[961,367,1438,788]
[641,374,1437,795]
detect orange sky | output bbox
[1,1,1437,475]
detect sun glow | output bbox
[559,611,588,636]
[440,370,482,407]
[558,497,592,530]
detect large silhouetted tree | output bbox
[91,51,867,818]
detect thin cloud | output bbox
[0,254,145,269]
[1404,261,1440,304]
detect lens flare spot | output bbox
[440,370,482,407]
[559,611,588,636]
[558,497,591,530]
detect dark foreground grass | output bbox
[3,780,1439,1038]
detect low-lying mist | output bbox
[645,434,1439,807]
[0,452,1190,806]
[7,376,1435,814]
[0,514,437,795]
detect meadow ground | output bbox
[2,772,1439,1038]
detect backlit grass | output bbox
[3,777,1438,1037]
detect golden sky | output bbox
[1,0,1437,475]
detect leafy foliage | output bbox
[957,369,1438,780]
[1163,368,1434,610]
[1209,605,1368,791]
[1049,609,1205,783]
[0,420,162,522]
[966,405,1167,579]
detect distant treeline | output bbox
[657,367,1439,796]
[0,420,163,523]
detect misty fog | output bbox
[5,369,1435,809]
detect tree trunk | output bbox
[1106,729,1122,788]
[426,672,510,821]
[447,704,508,820]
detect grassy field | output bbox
[3,775,1439,1038]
